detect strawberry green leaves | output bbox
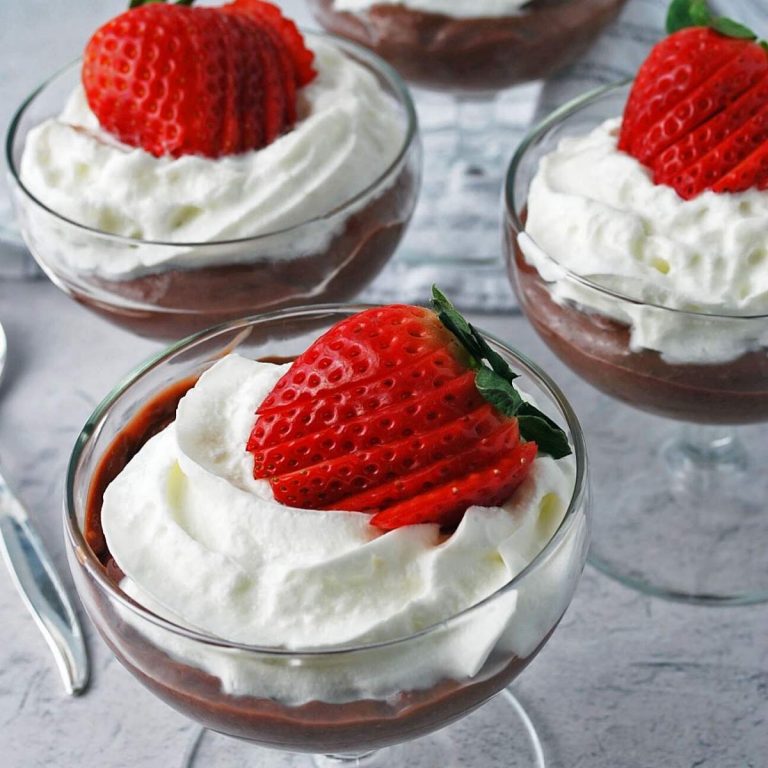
[431,286,517,382]
[431,286,571,460]
[666,0,757,41]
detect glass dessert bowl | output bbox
[6,34,421,341]
[64,305,589,767]
[504,81,768,605]
[308,0,628,310]
[308,0,627,93]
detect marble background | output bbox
[1,1,767,766]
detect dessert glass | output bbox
[5,35,421,341]
[504,81,768,605]
[308,0,628,309]
[65,305,590,767]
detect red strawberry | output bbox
[227,0,317,86]
[619,2,768,199]
[247,290,571,531]
[371,442,538,532]
[82,1,315,159]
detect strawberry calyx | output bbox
[430,287,571,460]
[666,0,762,44]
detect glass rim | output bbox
[5,30,419,248]
[64,303,589,657]
[504,78,768,323]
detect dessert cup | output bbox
[5,35,421,340]
[309,0,628,309]
[505,81,768,605]
[65,305,590,767]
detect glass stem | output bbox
[452,94,499,174]
[662,424,749,496]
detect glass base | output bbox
[182,690,545,767]
[588,419,768,606]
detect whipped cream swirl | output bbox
[19,39,407,278]
[102,355,578,702]
[333,0,531,18]
[522,118,768,363]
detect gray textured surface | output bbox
[1,0,767,765]
[1,280,767,767]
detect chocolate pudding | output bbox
[71,166,418,340]
[309,0,628,92]
[81,372,557,752]
[510,235,768,425]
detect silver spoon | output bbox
[0,320,89,695]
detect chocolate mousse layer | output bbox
[309,0,628,92]
[510,237,768,425]
[73,164,417,340]
[82,374,556,752]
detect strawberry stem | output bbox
[666,0,758,41]
[430,286,571,459]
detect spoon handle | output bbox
[0,472,89,696]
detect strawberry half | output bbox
[247,288,571,531]
[82,0,315,159]
[619,0,768,199]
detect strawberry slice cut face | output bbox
[247,293,571,531]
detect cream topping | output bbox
[522,118,768,363]
[102,355,574,649]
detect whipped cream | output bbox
[102,354,580,703]
[333,0,531,18]
[522,118,768,364]
[19,39,407,278]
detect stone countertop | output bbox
[1,279,767,768]
[1,1,767,765]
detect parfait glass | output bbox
[505,81,768,605]
[64,305,590,767]
[5,34,421,340]
[308,0,628,308]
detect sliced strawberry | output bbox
[713,140,768,192]
[223,5,297,125]
[654,76,768,188]
[629,41,768,167]
[271,404,517,509]
[226,0,317,86]
[670,100,768,197]
[326,422,522,515]
[248,291,571,531]
[81,1,309,158]
[257,306,465,413]
[251,370,484,478]
[249,345,470,449]
[215,10,246,155]
[618,30,748,156]
[370,441,538,531]
[619,10,768,200]
[261,23,298,125]
[254,24,287,144]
